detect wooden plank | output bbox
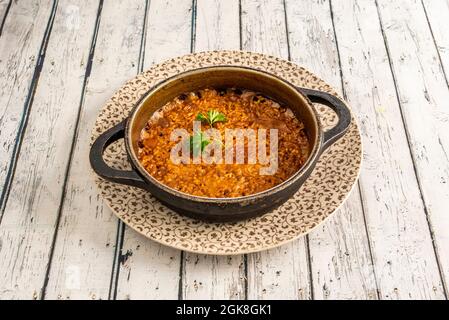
[183,254,245,300]
[0,0,11,34]
[141,0,193,66]
[285,0,377,300]
[422,0,449,87]
[0,0,54,216]
[332,0,446,299]
[241,0,311,300]
[194,0,240,52]
[114,0,193,300]
[181,0,245,300]
[0,0,8,16]
[0,0,99,299]
[43,0,147,300]
[376,0,449,297]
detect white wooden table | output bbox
[0,0,448,300]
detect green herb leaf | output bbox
[207,109,227,125]
[196,109,227,127]
[195,113,208,122]
[189,131,210,156]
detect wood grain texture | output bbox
[142,0,193,66]
[422,0,449,87]
[333,0,445,299]
[181,0,246,300]
[183,254,245,299]
[0,0,447,300]
[115,229,181,300]
[0,0,99,299]
[241,0,311,300]
[0,0,10,32]
[285,0,377,300]
[43,0,146,300]
[376,0,448,296]
[195,0,240,52]
[0,0,8,15]
[114,0,193,300]
[0,0,54,216]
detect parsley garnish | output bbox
[196,110,227,127]
[189,131,210,156]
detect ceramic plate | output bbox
[91,50,362,255]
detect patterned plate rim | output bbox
[92,50,363,255]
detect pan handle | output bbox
[298,87,352,151]
[89,120,147,189]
